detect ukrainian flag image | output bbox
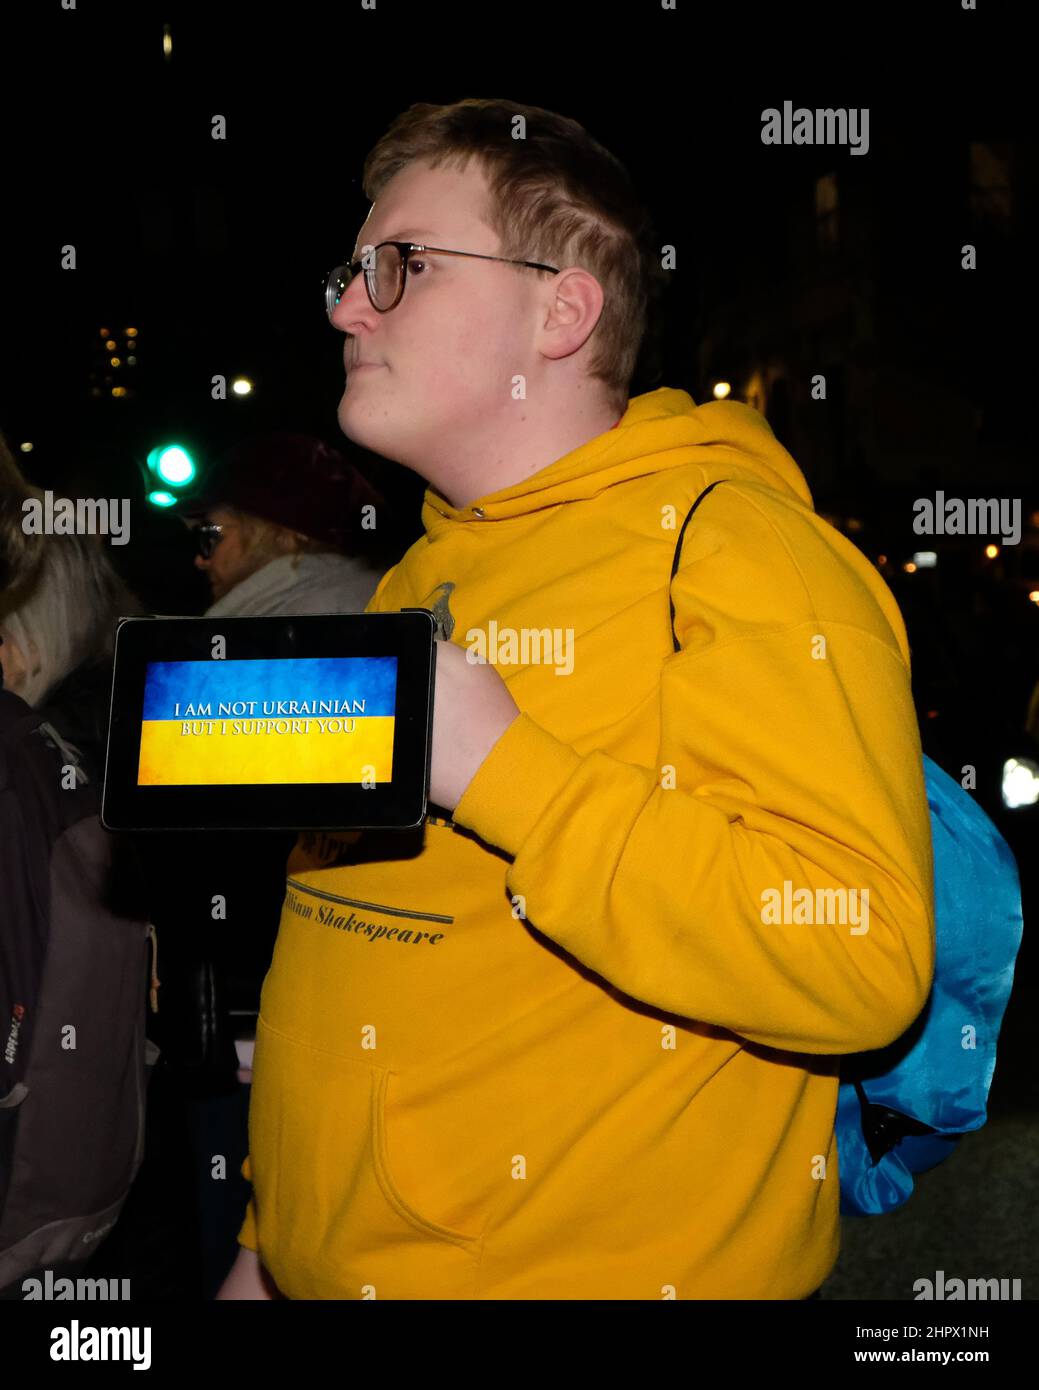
[137,657,396,785]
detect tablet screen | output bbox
[138,656,397,786]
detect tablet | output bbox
[100,610,436,831]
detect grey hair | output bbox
[2,531,143,708]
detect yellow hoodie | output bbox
[237,387,935,1300]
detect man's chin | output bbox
[337,395,380,450]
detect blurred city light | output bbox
[150,445,195,485]
[1002,757,1039,810]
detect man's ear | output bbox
[540,266,605,363]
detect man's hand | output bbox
[215,1246,284,1300]
[429,639,521,812]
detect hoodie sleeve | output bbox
[452,613,936,1057]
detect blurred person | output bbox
[0,445,144,787]
[0,449,201,1299]
[185,432,387,617]
[0,446,42,606]
[0,500,142,776]
[220,99,934,1301]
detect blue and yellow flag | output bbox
[137,656,396,785]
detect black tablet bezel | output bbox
[100,610,436,832]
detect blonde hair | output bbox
[224,506,341,574]
[361,98,666,416]
[2,532,142,706]
[0,435,143,707]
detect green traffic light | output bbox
[147,490,178,508]
[157,446,195,485]
[147,443,197,487]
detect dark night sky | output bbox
[1,0,1029,601]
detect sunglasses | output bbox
[193,522,233,559]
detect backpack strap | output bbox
[669,480,729,653]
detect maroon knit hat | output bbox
[185,433,385,549]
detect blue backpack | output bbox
[670,481,1025,1216]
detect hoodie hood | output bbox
[421,387,814,530]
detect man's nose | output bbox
[330,270,377,334]
[194,554,208,572]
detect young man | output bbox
[218,99,935,1301]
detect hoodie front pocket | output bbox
[249,1016,483,1300]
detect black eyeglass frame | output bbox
[325,241,561,317]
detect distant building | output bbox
[695,139,1024,506]
[88,323,139,402]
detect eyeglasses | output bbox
[193,522,231,559]
[324,240,560,317]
